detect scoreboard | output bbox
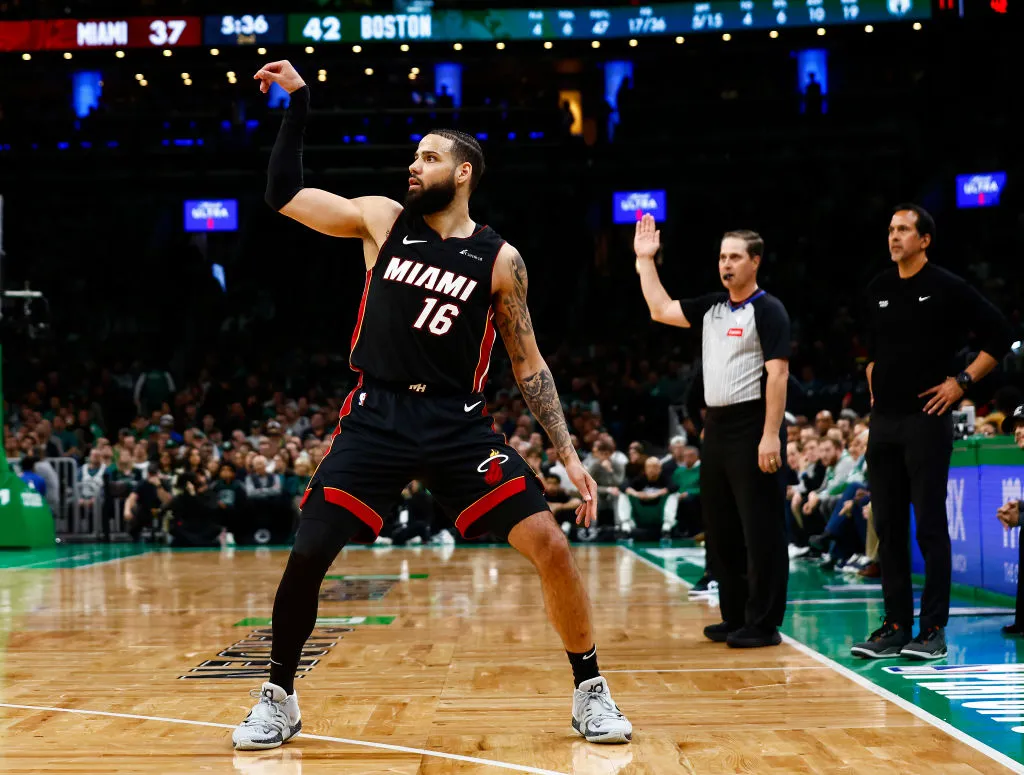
[0,1,933,51]
[0,17,200,51]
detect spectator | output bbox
[544,474,583,526]
[814,410,834,436]
[132,443,151,478]
[78,448,106,510]
[32,449,62,516]
[625,441,647,481]
[799,436,855,538]
[586,439,624,536]
[245,455,283,501]
[124,468,173,541]
[622,456,677,540]
[283,401,309,438]
[302,412,330,445]
[660,436,688,479]
[18,456,47,495]
[134,366,176,416]
[997,407,1024,634]
[210,462,247,513]
[671,446,702,537]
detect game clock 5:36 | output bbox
[202,14,286,45]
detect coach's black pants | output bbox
[702,401,789,631]
[866,411,953,632]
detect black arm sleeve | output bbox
[678,293,725,334]
[753,295,792,361]
[957,277,1015,359]
[265,85,310,211]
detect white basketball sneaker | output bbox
[572,676,632,744]
[232,682,302,750]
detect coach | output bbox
[852,204,1014,660]
[634,214,791,648]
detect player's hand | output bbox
[565,459,598,528]
[998,501,1020,529]
[253,60,306,94]
[919,377,964,415]
[758,433,782,474]
[634,213,661,262]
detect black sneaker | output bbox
[1003,622,1024,635]
[808,533,831,553]
[726,627,782,649]
[703,621,739,643]
[900,626,947,660]
[850,620,911,658]
[690,573,713,593]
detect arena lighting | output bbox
[496,42,505,50]
[163,49,172,57]
[864,24,874,32]
[257,47,267,55]
[318,73,326,81]
[135,73,143,80]
[210,48,219,55]
[722,33,732,41]
[410,66,419,74]
[184,78,192,86]
[453,42,463,50]
[115,50,125,58]
[675,36,684,43]
[305,46,314,53]
[401,43,410,51]
[181,72,189,79]
[352,45,362,52]
[140,79,148,86]
[628,38,638,46]
[591,40,601,48]
[913,22,923,29]
[408,72,417,79]
[21,53,30,60]
[544,41,553,48]
[227,71,236,78]
[364,67,373,75]
[817,27,826,35]
[770,30,779,38]
[63,52,72,59]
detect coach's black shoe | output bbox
[850,619,911,659]
[900,626,947,660]
[726,627,782,649]
[703,621,740,643]
[1003,622,1024,635]
[808,533,832,553]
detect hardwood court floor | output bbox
[0,543,1016,774]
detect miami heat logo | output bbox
[477,449,509,486]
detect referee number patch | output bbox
[727,328,744,337]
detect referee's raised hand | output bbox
[634,213,661,264]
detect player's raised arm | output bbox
[255,60,401,241]
[634,214,690,328]
[492,243,598,527]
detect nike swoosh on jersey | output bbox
[919,296,931,302]
[403,236,427,245]
[464,401,482,412]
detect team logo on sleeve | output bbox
[478,449,509,486]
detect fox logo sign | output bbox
[946,477,965,542]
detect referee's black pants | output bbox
[702,401,789,631]
[866,411,953,632]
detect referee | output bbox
[634,214,791,648]
[852,203,1014,660]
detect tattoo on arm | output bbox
[495,249,574,460]
[519,367,574,461]
[496,250,533,365]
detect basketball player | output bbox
[232,61,632,750]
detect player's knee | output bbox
[520,516,572,571]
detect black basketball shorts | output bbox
[300,380,549,544]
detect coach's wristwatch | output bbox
[955,371,973,391]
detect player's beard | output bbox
[404,172,457,216]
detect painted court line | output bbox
[6,552,100,570]
[603,666,829,674]
[624,545,1024,774]
[70,551,154,569]
[780,637,1024,774]
[0,703,568,775]
[621,545,690,587]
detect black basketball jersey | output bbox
[349,210,506,393]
